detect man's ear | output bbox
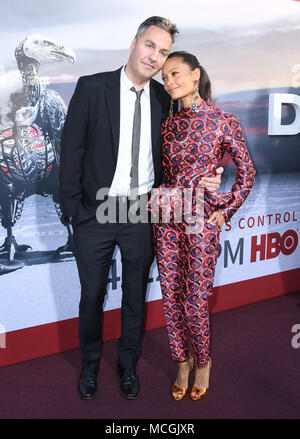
[130,37,137,52]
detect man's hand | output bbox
[200,167,224,193]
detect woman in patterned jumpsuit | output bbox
[149,52,256,401]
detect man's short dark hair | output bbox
[135,16,178,43]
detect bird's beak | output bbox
[63,47,76,64]
[51,46,76,64]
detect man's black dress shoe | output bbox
[118,366,140,400]
[77,367,98,400]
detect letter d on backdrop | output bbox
[268,93,300,135]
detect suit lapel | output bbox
[105,68,121,163]
[105,71,163,164]
[150,80,163,152]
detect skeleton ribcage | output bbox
[0,124,56,184]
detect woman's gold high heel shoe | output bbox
[172,355,194,401]
[190,357,212,401]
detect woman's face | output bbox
[162,57,200,102]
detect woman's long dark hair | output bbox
[167,51,212,100]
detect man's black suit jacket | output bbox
[59,67,172,225]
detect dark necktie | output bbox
[130,87,144,195]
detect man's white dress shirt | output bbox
[109,66,154,196]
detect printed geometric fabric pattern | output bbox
[153,219,220,367]
[152,98,255,367]
[157,98,256,223]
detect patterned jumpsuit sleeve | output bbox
[151,99,256,367]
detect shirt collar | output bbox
[121,65,150,98]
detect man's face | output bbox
[128,25,172,83]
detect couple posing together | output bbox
[60,16,255,402]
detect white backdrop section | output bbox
[214,173,300,285]
[0,174,299,333]
[0,0,300,336]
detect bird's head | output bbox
[19,34,76,65]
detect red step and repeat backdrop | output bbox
[1,0,300,366]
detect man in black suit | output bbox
[60,16,222,400]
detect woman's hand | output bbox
[200,167,224,193]
[207,210,225,229]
